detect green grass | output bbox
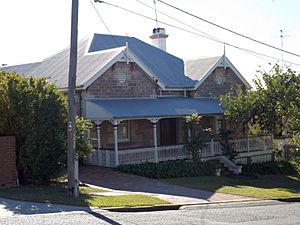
[163,175,300,199]
[79,186,109,194]
[0,185,168,208]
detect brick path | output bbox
[79,166,255,205]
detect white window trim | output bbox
[118,120,130,143]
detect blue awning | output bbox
[86,97,224,120]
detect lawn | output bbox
[0,185,168,208]
[163,175,300,199]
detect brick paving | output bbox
[79,166,255,205]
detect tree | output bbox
[185,114,210,162]
[220,65,300,142]
[0,71,68,183]
[76,116,94,161]
[0,71,94,183]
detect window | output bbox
[118,121,130,142]
[216,119,224,134]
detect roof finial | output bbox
[125,33,129,64]
[223,43,226,70]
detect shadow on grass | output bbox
[0,187,122,225]
[0,185,91,215]
[164,175,300,198]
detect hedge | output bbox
[242,161,300,175]
[116,160,217,179]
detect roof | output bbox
[1,34,196,89]
[86,97,224,120]
[88,34,196,88]
[185,55,251,89]
[185,56,221,81]
[1,37,126,89]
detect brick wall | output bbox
[86,62,158,98]
[194,67,246,97]
[0,136,16,187]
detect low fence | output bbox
[87,144,187,167]
[86,135,273,167]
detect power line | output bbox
[156,0,300,59]
[94,0,300,67]
[90,0,131,62]
[135,0,222,43]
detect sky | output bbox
[0,0,300,86]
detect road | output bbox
[0,199,299,225]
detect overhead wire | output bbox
[94,0,300,67]
[135,0,222,43]
[89,0,132,62]
[134,0,293,66]
[156,0,300,59]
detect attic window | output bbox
[117,73,127,84]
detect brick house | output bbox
[1,30,273,170]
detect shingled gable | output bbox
[185,55,251,90]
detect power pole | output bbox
[68,0,79,197]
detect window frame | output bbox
[117,120,130,142]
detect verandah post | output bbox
[95,120,102,165]
[112,120,121,166]
[149,118,160,163]
[210,138,215,156]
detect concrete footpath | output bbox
[79,166,255,206]
[0,197,90,218]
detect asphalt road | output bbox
[0,200,300,225]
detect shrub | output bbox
[242,161,300,175]
[116,160,217,179]
[0,72,68,183]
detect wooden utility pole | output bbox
[67,0,79,197]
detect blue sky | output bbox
[0,0,299,85]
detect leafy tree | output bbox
[0,71,94,183]
[218,129,238,160]
[220,65,300,143]
[76,116,94,160]
[0,71,67,183]
[185,114,210,162]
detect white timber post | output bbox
[210,138,215,156]
[111,120,121,166]
[247,134,250,152]
[188,127,191,143]
[149,118,160,163]
[95,120,102,165]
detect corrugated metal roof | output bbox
[185,56,221,81]
[86,97,224,120]
[1,37,125,89]
[1,34,196,89]
[88,34,196,88]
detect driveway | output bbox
[79,166,255,205]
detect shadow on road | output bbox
[1,197,122,224]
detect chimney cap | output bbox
[152,27,166,34]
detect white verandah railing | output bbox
[86,135,273,167]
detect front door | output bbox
[160,118,177,146]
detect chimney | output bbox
[150,28,168,51]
